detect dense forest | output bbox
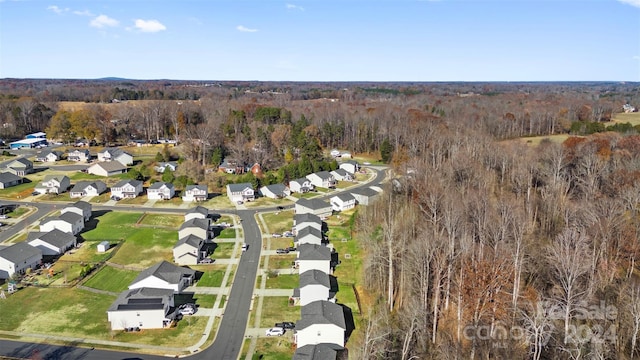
[1,79,640,358]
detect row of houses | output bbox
[35,147,134,166]
[0,201,92,279]
[173,206,213,265]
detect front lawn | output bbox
[252,338,295,360]
[265,274,299,289]
[0,181,36,199]
[268,255,296,271]
[83,265,139,293]
[216,227,237,239]
[117,196,149,205]
[269,238,295,251]
[212,242,236,259]
[59,241,118,263]
[258,296,299,327]
[196,265,228,287]
[260,212,294,234]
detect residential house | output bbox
[39,212,84,235]
[87,162,127,177]
[330,169,352,182]
[35,149,63,162]
[128,260,196,293]
[111,179,143,199]
[5,158,33,176]
[34,175,71,195]
[296,244,332,274]
[67,149,91,162]
[184,206,208,222]
[0,172,22,189]
[182,185,208,202]
[295,198,333,219]
[295,226,324,246]
[107,287,175,330]
[147,182,175,200]
[306,171,336,189]
[0,242,43,279]
[294,213,323,234]
[218,159,244,174]
[97,147,134,166]
[259,184,291,199]
[69,181,107,198]
[27,229,77,256]
[178,218,211,240]
[173,234,205,265]
[154,162,178,173]
[226,183,255,204]
[61,201,92,222]
[295,300,346,347]
[330,193,356,212]
[289,178,314,193]
[349,187,381,206]
[339,160,359,175]
[292,343,347,360]
[292,269,331,306]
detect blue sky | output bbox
[1,0,639,81]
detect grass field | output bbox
[138,213,183,228]
[83,265,139,293]
[251,338,295,360]
[216,227,237,239]
[108,227,176,267]
[258,297,299,327]
[260,212,294,234]
[268,255,296,270]
[60,241,118,263]
[265,274,299,289]
[269,238,295,250]
[212,242,236,259]
[196,265,228,287]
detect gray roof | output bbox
[157,161,178,168]
[296,198,331,211]
[296,226,323,240]
[9,158,32,168]
[350,187,380,197]
[59,212,83,224]
[69,200,92,212]
[130,261,195,288]
[290,178,310,186]
[299,269,330,288]
[108,287,174,312]
[27,229,75,248]
[113,179,142,188]
[149,181,174,190]
[0,242,42,263]
[70,181,92,193]
[187,206,208,216]
[185,184,208,192]
[0,172,22,184]
[175,234,204,248]
[297,244,331,261]
[100,147,131,158]
[179,218,209,231]
[68,148,90,155]
[294,213,322,225]
[227,182,253,193]
[333,193,355,202]
[296,300,346,330]
[36,149,62,158]
[293,344,345,360]
[311,171,332,180]
[261,183,287,195]
[42,175,68,183]
[93,161,127,172]
[331,168,349,176]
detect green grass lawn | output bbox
[82,212,144,241]
[265,274,299,289]
[108,227,176,267]
[252,338,295,360]
[258,297,299,327]
[0,181,36,199]
[82,265,139,293]
[111,315,207,347]
[193,294,216,308]
[138,213,183,228]
[269,238,295,250]
[212,242,236,259]
[244,197,293,208]
[88,192,112,204]
[118,196,149,205]
[40,192,73,202]
[268,254,296,270]
[260,212,294,234]
[69,172,106,181]
[60,241,118,263]
[216,227,237,239]
[196,265,228,287]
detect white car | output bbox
[179,307,195,315]
[0,215,7,219]
[265,327,284,336]
[242,243,248,252]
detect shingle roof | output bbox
[58,212,83,224]
[9,158,32,167]
[294,213,322,225]
[92,161,127,173]
[299,269,330,288]
[297,244,331,261]
[296,226,323,240]
[149,181,174,190]
[290,178,309,185]
[0,242,42,263]
[292,344,345,360]
[227,182,253,193]
[0,172,22,184]
[331,168,348,176]
[27,229,75,248]
[296,198,331,211]
[350,187,379,197]
[296,300,346,330]
[69,200,91,211]
[112,179,142,188]
[333,193,355,202]
[108,287,174,312]
[100,147,130,158]
[179,218,209,231]
[261,183,287,195]
[175,234,204,248]
[187,206,208,216]
[129,261,195,287]
[185,184,207,192]
[310,171,332,180]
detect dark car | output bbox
[277,206,284,210]
[275,322,295,329]
[287,246,297,252]
[276,248,290,254]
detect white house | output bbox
[111,179,143,199]
[178,218,211,240]
[295,300,346,347]
[39,212,84,235]
[330,169,353,182]
[69,181,107,198]
[35,149,62,162]
[61,201,92,222]
[289,178,314,193]
[306,171,336,189]
[154,162,178,173]
[184,206,208,222]
[67,149,91,162]
[292,344,346,360]
[349,187,381,206]
[293,269,331,306]
[173,235,205,265]
[226,183,255,204]
[147,182,175,200]
[259,184,291,199]
[98,148,134,166]
[34,175,71,195]
[107,287,175,331]
[294,213,323,234]
[87,162,127,177]
[295,226,324,246]
[296,244,332,274]
[128,260,196,293]
[295,198,333,219]
[339,160,359,175]
[0,242,43,279]
[5,158,33,176]
[27,229,77,256]
[182,185,208,202]
[330,193,356,212]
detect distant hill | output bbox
[97,77,132,81]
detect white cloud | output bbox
[286,3,304,11]
[90,14,119,28]
[618,0,640,7]
[47,5,68,14]
[236,25,258,33]
[73,10,93,16]
[134,19,167,33]
[633,55,640,61]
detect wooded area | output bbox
[1,79,640,358]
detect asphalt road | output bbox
[0,167,387,360]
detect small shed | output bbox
[97,241,110,253]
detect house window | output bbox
[137,312,140,316]
[317,331,322,336]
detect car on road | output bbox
[276,248,290,254]
[242,243,248,252]
[265,327,285,336]
[277,206,284,210]
[275,322,295,329]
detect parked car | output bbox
[199,258,214,264]
[287,246,297,252]
[31,191,40,196]
[110,195,121,201]
[277,206,284,210]
[265,327,285,336]
[272,233,283,238]
[276,248,290,254]
[283,231,294,237]
[275,322,295,329]
[242,243,248,252]
[0,215,8,219]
